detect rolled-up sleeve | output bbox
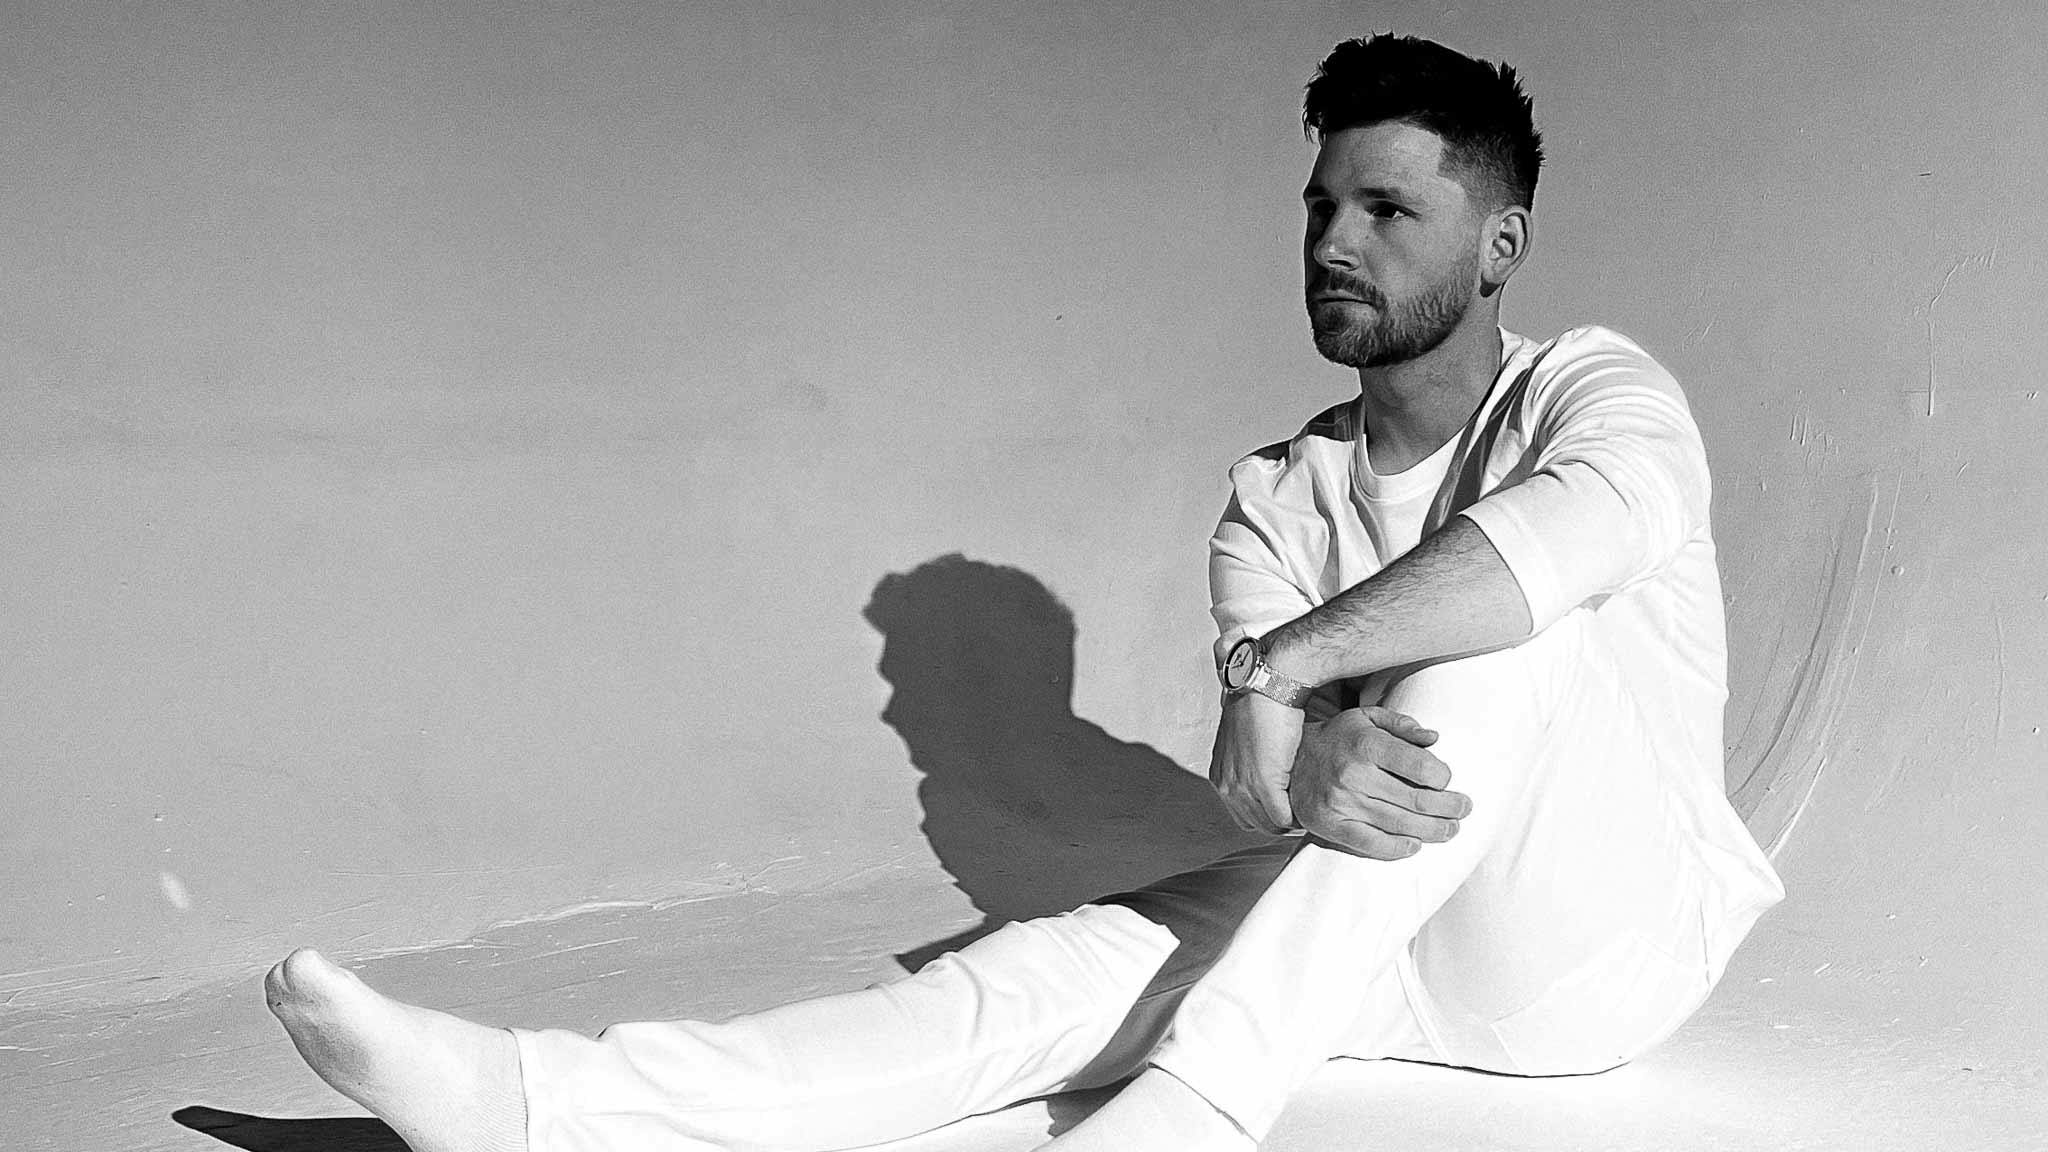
[1208,485,1319,669]
[1457,342,1712,631]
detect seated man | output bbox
[263,33,1784,1152]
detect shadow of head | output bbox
[864,551,1076,751]
[865,554,1255,953]
[172,1106,405,1152]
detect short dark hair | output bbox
[1303,34,1544,210]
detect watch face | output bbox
[1222,637,1258,691]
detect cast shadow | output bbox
[865,554,1261,971]
[173,554,1251,1147]
[172,1106,404,1152]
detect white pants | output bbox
[512,614,1779,1150]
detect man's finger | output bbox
[1363,706,1438,746]
[1368,774,1472,820]
[1309,822,1421,861]
[1350,796,1459,842]
[1411,785,1472,820]
[1224,790,1286,835]
[1224,785,1292,835]
[1379,748,1454,791]
[1258,781,1296,833]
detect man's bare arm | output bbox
[1209,516,1529,844]
[1261,516,1533,688]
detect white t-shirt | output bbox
[1208,324,1779,936]
[1354,418,1461,564]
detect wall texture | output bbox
[4,3,2044,1099]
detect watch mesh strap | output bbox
[1250,663,1316,709]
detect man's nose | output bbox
[1310,208,1365,271]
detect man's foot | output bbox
[265,948,527,1152]
[1037,1066,1255,1152]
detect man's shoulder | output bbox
[1509,323,1689,409]
[1514,323,1663,369]
[1518,324,1677,382]
[1238,398,1357,466]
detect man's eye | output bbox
[1368,203,1408,220]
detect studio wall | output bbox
[4,3,2043,1096]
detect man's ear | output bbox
[1479,205,1532,294]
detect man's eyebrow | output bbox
[1301,181,1417,202]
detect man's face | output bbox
[1302,121,1488,369]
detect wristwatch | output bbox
[1218,635,1316,709]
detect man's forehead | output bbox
[1305,122,1456,194]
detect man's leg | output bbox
[1123,610,1746,1141]
[268,608,1623,1152]
[1382,634,1729,1079]
[269,614,1756,1152]
[270,842,1301,1152]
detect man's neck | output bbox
[1354,313,1504,474]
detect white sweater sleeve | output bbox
[1457,332,1712,631]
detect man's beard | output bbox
[1307,247,1479,369]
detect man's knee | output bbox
[1376,612,1587,738]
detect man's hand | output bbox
[1289,706,1471,859]
[1210,690,1306,835]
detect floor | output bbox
[8,854,2041,1152]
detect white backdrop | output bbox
[4,5,2043,1099]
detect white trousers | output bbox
[512,614,1778,1150]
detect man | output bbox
[264,34,1783,1152]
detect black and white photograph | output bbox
[3,3,2042,1150]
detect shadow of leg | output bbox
[1040,1080,1125,1137]
[894,915,1003,973]
[172,1106,408,1152]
